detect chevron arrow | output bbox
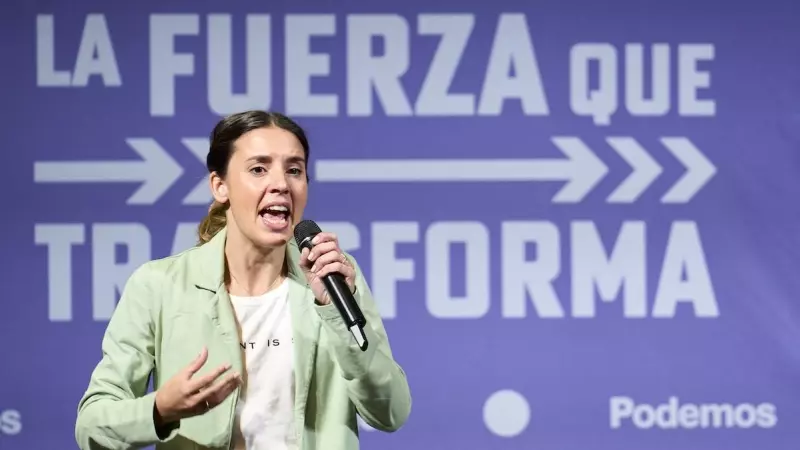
[33,138,184,205]
[660,137,717,203]
[181,138,213,205]
[606,137,663,203]
[314,136,609,203]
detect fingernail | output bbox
[308,252,315,260]
[311,265,317,273]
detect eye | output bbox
[250,166,267,176]
[287,167,303,176]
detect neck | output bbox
[224,229,286,297]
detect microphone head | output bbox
[294,219,322,249]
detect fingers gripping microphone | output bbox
[294,220,368,351]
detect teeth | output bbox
[265,205,288,212]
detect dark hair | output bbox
[197,110,310,244]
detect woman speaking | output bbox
[74,111,412,449]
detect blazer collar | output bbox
[190,226,309,292]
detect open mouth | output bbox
[259,204,291,228]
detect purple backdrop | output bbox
[1,0,800,448]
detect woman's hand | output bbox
[154,347,241,424]
[299,232,356,305]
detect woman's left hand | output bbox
[299,232,356,305]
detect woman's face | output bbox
[210,126,308,249]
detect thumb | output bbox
[185,347,208,375]
[299,248,312,269]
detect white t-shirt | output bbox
[229,278,298,450]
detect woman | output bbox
[74,111,412,450]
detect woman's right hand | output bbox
[154,347,242,424]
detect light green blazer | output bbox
[75,226,412,449]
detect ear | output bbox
[209,171,229,204]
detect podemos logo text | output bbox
[610,396,777,430]
[0,409,21,435]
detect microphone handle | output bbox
[321,272,367,328]
[297,234,369,351]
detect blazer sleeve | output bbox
[75,262,179,449]
[313,253,412,432]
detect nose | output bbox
[267,169,289,193]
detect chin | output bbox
[255,238,289,250]
[253,229,290,247]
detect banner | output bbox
[2,1,799,448]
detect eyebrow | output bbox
[246,155,306,165]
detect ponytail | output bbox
[197,201,229,245]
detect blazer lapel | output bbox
[285,238,321,436]
[188,228,245,375]
[188,227,322,440]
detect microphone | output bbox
[294,220,368,351]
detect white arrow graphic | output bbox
[181,138,213,205]
[606,137,663,203]
[550,137,609,203]
[660,137,716,203]
[314,136,609,203]
[33,138,184,205]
